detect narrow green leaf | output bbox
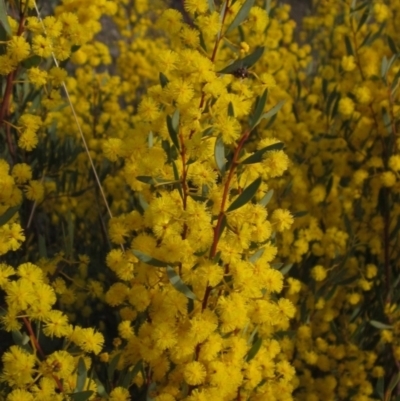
[67,211,74,258]
[218,47,264,74]
[242,142,284,164]
[357,7,369,32]
[159,72,169,88]
[375,376,384,400]
[387,35,398,55]
[388,372,400,395]
[21,55,42,69]
[228,101,235,117]
[381,55,388,79]
[280,263,293,275]
[369,320,393,330]
[132,250,169,267]
[207,0,215,12]
[216,215,227,244]
[166,110,180,150]
[344,36,354,56]
[249,248,265,263]
[214,136,226,174]
[122,361,142,388]
[76,357,87,392]
[246,337,262,361]
[108,353,121,383]
[137,193,149,213]
[225,0,255,35]
[0,0,12,37]
[0,204,21,226]
[260,100,286,122]
[250,89,268,129]
[167,266,197,300]
[259,189,274,207]
[69,391,94,401]
[292,211,308,218]
[172,160,183,199]
[12,330,30,346]
[227,177,262,212]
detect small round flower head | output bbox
[184,361,207,385]
[311,265,327,281]
[271,209,293,232]
[338,97,355,117]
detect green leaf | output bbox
[121,361,142,388]
[0,204,20,226]
[292,210,308,218]
[21,55,42,69]
[12,330,30,347]
[132,250,169,267]
[246,337,262,361]
[381,55,388,79]
[67,210,74,258]
[249,247,265,263]
[228,101,235,117]
[0,0,11,37]
[68,391,94,401]
[369,320,393,330]
[387,35,398,55]
[344,36,354,56]
[218,47,264,74]
[259,100,286,123]
[167,110,180,150]
[167,266,197,300]
[242,142,284,164]
[137,193,149,212]
[357,7,370,32]
[280,263,293,275]
[76,357,87,392]
[108,352,121,383]
[172,160,183,199]
[214,136,226,174]
[225,0,255,35]
[259,189,274,207]
[250,89,268,129]
[388,372,400,395]
[159,72,169,88]
[375,376,384,400]
[227,177,262,212]
[207,0,215,12]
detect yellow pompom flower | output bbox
[311,265,327,281]
[184,0,208,15]
[271,209,293,232]
[11,163,32,184]
[388,155,400,172]
[109,387,131,401]
[27,67,48,88]
[25,180,45,201]
[338,97,355,117]
[380,171,396,187]
[184,361,207,385]
[7,36,30,63]
[341,55,356,72]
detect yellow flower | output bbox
[25,180,44,201]
[32,35,53,58]
[7,36,30,63]
[27,67,48,88]
[341,55,356,72]
[184,0,208,15]
[109,387,130,401]
[43,310,70,337]
[271,209,293,232]
[11,163,32,184]
[184,361,207,385]
[338,97,355,117]
[311,265,327,281]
